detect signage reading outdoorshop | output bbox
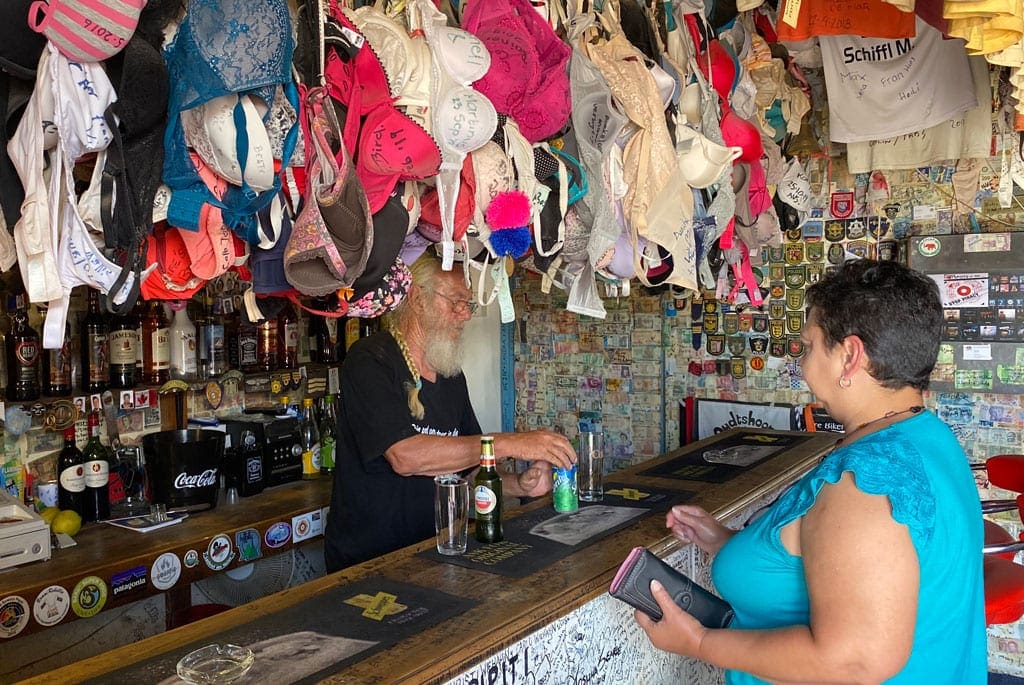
[692,399,796,441]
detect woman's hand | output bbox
[665,505,735,556]
[635,580,709,658]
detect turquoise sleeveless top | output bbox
[712,411,986,684]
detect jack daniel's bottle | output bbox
[5,293,40,401]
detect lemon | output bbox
[40,507,60,525]
[51,510,82,536]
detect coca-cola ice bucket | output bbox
[142,429,225,512]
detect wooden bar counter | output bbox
[20,429,835,684]
[1,478,333,639]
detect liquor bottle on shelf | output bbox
[42,309,72,397]
[277,301,298,370]
[81,411,111,521]
[474,436,503,543]
[204,298,227,376]
[238,312,259,373]
[343,316,360,354]
[309,299,340,364]
[108,309,138,389]
[57,426,85,515]
[168,301,197,381]
[256,315,277,373]
[132,298,145,378]
[142,300,170,385]
[319,393,336,475]
[5,292,40,401]
[299,397,321,480]
[222,297,240,371]
[80,288,109,393]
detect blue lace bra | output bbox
[162,0,299,244]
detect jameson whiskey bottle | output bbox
[5,293,40,401]
[80,288,109,392]
[108,310,138,389]
[474,436,503,544]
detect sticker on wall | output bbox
[111,565,148,598]
[33,585,70,627]
[235,528,263,562]
[150,552,182,591]
[918,237,941,257]
[203,534,235,571]
[264,521,292,549]
[71,576,108,618]
[183,549,200,568]
[0,595,30,638]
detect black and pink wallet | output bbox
[609,546,735,627]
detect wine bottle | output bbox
[57,426,85,515]
[81,411,111,522]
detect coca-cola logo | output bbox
[173,469,217,490]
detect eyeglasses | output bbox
[430,290,479,315]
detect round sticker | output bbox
[203,534,235,571]
[0,595,30,638]
[264,521,292,549]
[184,550,200,568]
[749,356,765,371]
[918,237,941,257]
[150,552,182,591]
[71,576,108,618]
[33,585,71,627]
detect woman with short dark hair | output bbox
[637,259,986,684]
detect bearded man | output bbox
[324,254,576,571]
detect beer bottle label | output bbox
[283,323,298,351]
[15,340,38,366]
[109,329,137,366]
[302,446,320,475]
[84,460,109,487]
[60,465,86,492]
[325,318,338,345]
[474,485,497,515]
[87,333,108,382]
[49,347,71,384]
[321,436,335,469]
[153,328,170,370]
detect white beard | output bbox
[423,327,465,378]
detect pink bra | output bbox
[322,10,440,213]
[461,0,571,143]
[720,105,763,163]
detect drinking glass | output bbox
[434,475,469,555]
[578,431,605,502]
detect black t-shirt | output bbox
[324,331,481,571]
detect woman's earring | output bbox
[838,377,852,389]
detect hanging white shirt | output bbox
[820,17,977,143]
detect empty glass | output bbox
[578,431,605,502]
[434,475,469,555]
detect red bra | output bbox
[322,8,440,213]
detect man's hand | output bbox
[503,462,553,498]
[495,430,576,470]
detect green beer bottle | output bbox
[474,436,503,543]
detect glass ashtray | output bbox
[176,644,255,684]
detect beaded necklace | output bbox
[390,326,425,420]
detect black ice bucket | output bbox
[143,429,225,512]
